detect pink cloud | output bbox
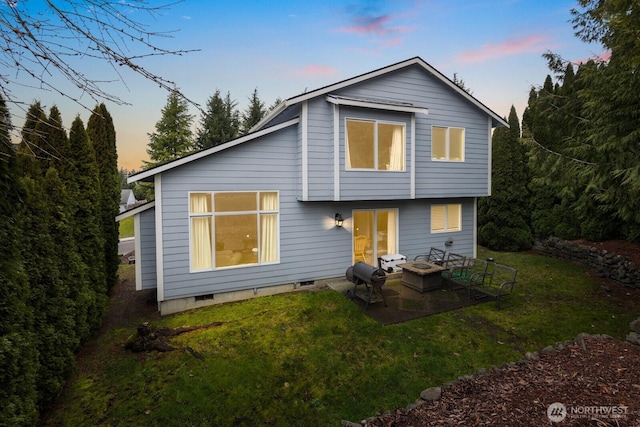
[338,14,392,35]
[573,50,611,64]
[290,64,338,78]
[457,35,549,63]
[337,14,413,37]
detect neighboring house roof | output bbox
[121,189,135,205]
[128,56,507,184]
[115,200,155,221]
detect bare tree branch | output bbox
[0,0,201,119]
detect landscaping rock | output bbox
[626,331,640,346]
[630,318,640,333]
[420,386,442,401]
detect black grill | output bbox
[345,262,387,310]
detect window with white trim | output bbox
[346,119,405,171]
[431,204,461,233]
[189,191,279,270]
[432,126,465,161]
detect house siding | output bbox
[129,57,506,312]
[156,127,477,301]
[138,207,157,290]
[302,64,489,201]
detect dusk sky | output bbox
[9,0,608,170]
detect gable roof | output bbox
[252,56,508,132]
[130,56,507,184]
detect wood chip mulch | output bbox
[361,335,640,426]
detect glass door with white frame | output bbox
[352,209,398,265]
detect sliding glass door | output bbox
[353,209,398,265]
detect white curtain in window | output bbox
[389,127,403,171]
[190,194,212,270]
[191,217,212,269]
[190,193,211,213]
[386,210,397,254]
[346,137,353,169]
[259,192,278,263]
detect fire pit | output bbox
[397,261,445,292]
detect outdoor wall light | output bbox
[335,213,344,227]
[445,237,454,246]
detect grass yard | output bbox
[119,216,134,239]
[41,249,639,426]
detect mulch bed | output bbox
[362,335,640,426]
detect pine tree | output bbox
[241,88,266,134]
[87,104,120,289]
[145,92,194,167]
[0,95,39,426]
[478,106,533,251]
[194,90,239,150]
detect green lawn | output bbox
[41,249,637,426]
[119,216,134,239]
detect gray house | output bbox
[119,57,507,315]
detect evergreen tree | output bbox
[0,95,39,426]
[241,88,266,134]
[87,104,120,289]
[268,97,284,112]
[478,106,533,251]
[20,170,78,408]
[68,116,108,337]
[17,102,48,178]
[194,90,239,150]
[47,106,69,171]
[145,92,194,167]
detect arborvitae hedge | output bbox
[0,100,116,425]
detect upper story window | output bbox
[432,126,465,162]
[431,204,461,233]
[189,191,279,271]
[346,119,405,171]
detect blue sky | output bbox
[8,0,607,169]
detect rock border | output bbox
[532,237,640,287]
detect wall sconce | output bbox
[334,213,344,227]
[445,237,454,246]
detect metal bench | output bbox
[414,247,446,265]
[468,263,517,309]
[439,252,469,288]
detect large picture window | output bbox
[189,191,279,270]
[346,119,405,171]
[431,204,461,233]
[432,126,465,161]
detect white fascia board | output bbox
[326,95,428,115]
[249,101,288,132]
[115,201,156,221]
[128,118,300,184]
